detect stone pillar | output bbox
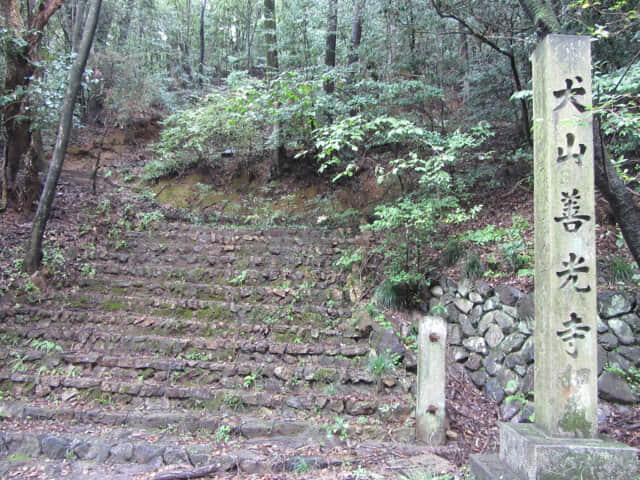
[533,34,597,438]
[416,316,446,445]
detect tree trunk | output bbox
[349,0,364,66]
[264,0,278,74]
[324,0,338,94]
[593,115,640,266]
[0,0,65,211]
[263,0,284,178]
[199,0,206,84]
[24,0,102,273]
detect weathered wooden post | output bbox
[470,35,638,480]
[416,316,447,445]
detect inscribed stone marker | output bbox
[533,34,597,438]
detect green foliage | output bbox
[463,252,485,280]
[441,238,465,266]
[322,416,349,440]
[374,272,425,310]
[605,363,640,395]
[607,255,635,283]
[595,62,640,159]
[29,339,63,353]
[334,247,363,272]
[136,210,165,231]
[215,424,232,443]
[367,349,401,379]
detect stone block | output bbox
[492,423,637,480]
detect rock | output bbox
[430,285,444,297]
[598,345,607,375]
[164,448,190,465]
[458,279,472,298]
[465,353,483,371]
[483,351,505,376]
[134,444,165,464]
[463,337,487,355]
[501,397,525,422]
[520,337,534,364]
[372,327,405,359]
[494,311,515,332]
[110,442,134,463]
[469,292,484,304]
[501,332,526,354]
[470,305,483,324]
[459,315,476,337]
[451,346,469,363]
[478,311,496,335]
[599,332,619,351]
[483,296,500,312]
[475,280,494,297]
[41,436,70,459]
[6,433,41,457]
[598,291,635,319]
[608,318,635,345]
[454,297,474,314]
[345,400,376,415]
[496,285,523,306]
[78,440,111,462]
[598,370,639,404]
[618,345,640,365]
[485,378,505,403]
[469,370,488,388]
[516,293,535,322]
[608,352,633,372]
[448,324,462,345]
[620,313,640,333]
[597,316,609,333]
[504,352,525,369]
[484,324,504,349]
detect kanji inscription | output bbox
[556,252,591,292]
[556,313,591,357]
[557,133,587,165]
[553,76,586,112]
[554,189,591,232]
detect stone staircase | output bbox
[0,217,449,478]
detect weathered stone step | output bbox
[61,291,351,326]
[123,224,356,249]
[0,346,401,396]
[0,413,351,475]
[1,323,369,368]
[0,371,414,423]
[79,275,346,306]
[0,400,319,440]
[91,262,346,292]
[1,307,366,347]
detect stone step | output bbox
[60,292,351,327]
[0,372,414,429]
[91,261,346,290]
[0,400,320,440]
[122,224,356,248]
[0,413,352,475]
[0,345,403,397]
[1,307,367,348]
[78,275,346,306]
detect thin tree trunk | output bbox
[264,0,278,74]
[199,0,206,84]
[324,0,337,94]
[25,0,102,273]
[349,0,364,66]
[593,115,640,266]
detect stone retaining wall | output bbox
[428,278,640,418]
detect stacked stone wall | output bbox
[428,278,640,417]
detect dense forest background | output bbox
[1,0,639,284]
